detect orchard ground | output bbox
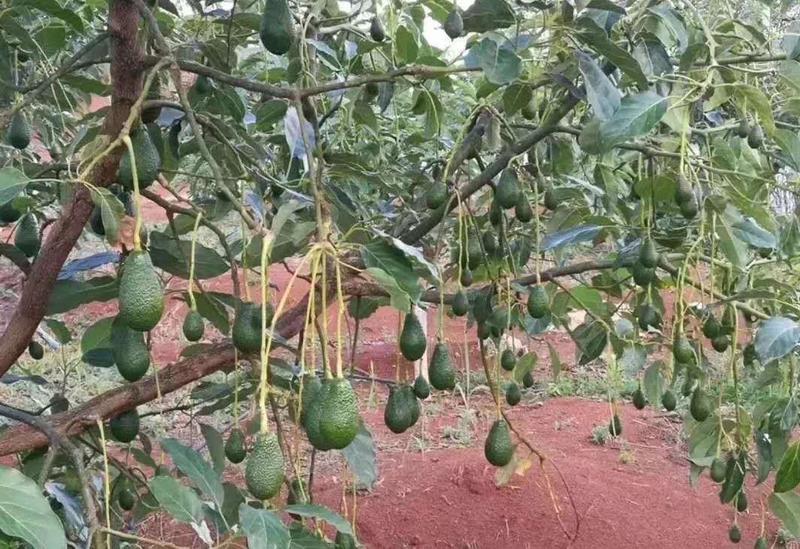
[0,188,780,548]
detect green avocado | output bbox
[385,384,419,434]
[118,128,160,190]
[303,380,334,451]
[429,342,456,390]
[460,268,473,287]
[194,74,213,94]
[679,198,698,219]
[690,387,712,422]
[112,317,151,382]
[729,524,741,544]
[109,408,140,443]
[482,231,498,255]
[0,202,21,223]
[543,188,558,211]
[711,335,729,353]
[413,375,430,399]
[335,531,357,549]
[747,124,763,149]
[674,176,693,204]
[443,9,463,39]
[495,170,520,210]
[608,414,622,437]
[754,538,766,549]
[451,290,469,316]
[521,100,536,121]
[182,310,205,342]
[672,336,695,364]
[6,111,31,149]
[466,237,482,270]
[232,302,265,354]
[260,0,294,55]
[709,457,726,483]
[28,341,44,360]
[500,349,516,372]
[631,262,655,287]
[484,419,513,467]
[632,387,646,410]
[639,237,659,268]
[514,193,533,223]
[505,382,521,406]
[661,390,677,412]
[736,492,747,512]
[318,378,360,449]
[369,16,385,42]
[522,371,534,388]
[527,286,549,318]
[477,321,491,340]
[473,292,493,323]
[245,432,285,500]
[735,118,749,138]
[636,303,661,330]
[225,427,247,464]
[702,315,720,339]
[399,312,427,361]
[117,484,137,511]
[299,375,322,425]
[15,213,39,257]
[89,206,105,236]
[119,251,164,332]
[425,181,447,210]
[488,199,503,227]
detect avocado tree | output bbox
[1,0,800,546]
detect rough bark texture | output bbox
[0,0,143,377]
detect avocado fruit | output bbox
[6,111,31,149]
[500,349,516,372]
[232,302,265,354]
[702,315,721,339]
[631,262,655,287]
[755,538,767,549]
[225,427,247,464]
[496,170,520,210]
[28,341,44,360]
[413,375,430,399]
[460,269,473,287]
[443,9,463,39]
[0,202,21,223]
[117,484,136,511]
[736,492,747,512]
[489,199,502,226]
[711,335,729,353]
[747,124,763,149]
[399,312,427,361]
[451,290,469,316]
[425,182,447,210]
[466,236,482,270]
[111,317,151,382]
[15,213,39,257]
[385,384,420,434]
[527,286,549,318]
[515,193,533,222]
[194,75,213,94]
[182,310,205,342]
[118,127,160,190]
[369,16,385,42]
[543,188,558,211]
[608,414,622,436]
[482,231,498,255]
[119,251,164,331]
[245,432,285,500]
[303,380,334,451]
[318,378,360,449]
[335,532,357,549]
[672,336,695,364]
[639,237,659,268]
[674,176,693,205]
[109,408,140,443]
[710,457,726,483]
[260,0,294,55]
[484,419,513,467]
[636,303,661,330]
[477,322,491,340]
[690,387,712,422]
[661,390,677,411]
[522,371,534,388]
[428,342,456,390]
[729,524,741,544]
[632,387,646,410]
[299,375,322,425]
[521,100,536,121]
[736,118,749,138]
[505,382,521,406]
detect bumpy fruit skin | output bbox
[484,419,514,467]
[399,312,427,361]
[0,202,21,223]
[632,388,646,410]
[118,128,160,190]
[451,291,469,317]
[28,341,44,360]
[690,387,712,422]
[608,414,622,436]
[428,342,456,390]
[729,524,741,544]
[522,371,534,389]
[702,315,721,339]
[515,193,533,222]
[369,16,385,42]
[631,262,655,287]
[319,378,360,449]
[299,375,322,425]
[505,382,521,406]
[260,0,294,55]
[413,375,430,399]
[112,318,151,382]
[639,237,659,268]
[303,381,333,451]
[527,286,549,319]
[673,336,695,364]
[6,111,31,149]
[443,9,463,39]
[232,302,264,353]
[119,251,164,332]
[182,310,205,342]
[495,169,520,209]
[225,427,247,464]
[109,409,140,443]
[425,182,447,210]
[15,213,40,257]
[710,457,726,483]
[245,432,285,500]
[661,390,677,412]
[500,349,516,372]
[335,531,357,549]
[385,385,419,434]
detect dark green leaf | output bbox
[776,442,800,492]
[577,51,620,120]
[283,504,354,536]
[770,491,800,537]
[149,476,203,524]
[462,0,515,32]
[160,438,224,508]
[47,277,118,315]
[572,320,607,365]
[755,317,800,365]
[12,0,84,32]
[395,26,419,64]
[575,17,648,89]
[239,505,291,549]
[149,231,230,279]
[342,424,378,490]
[502,83,533,115]
[0,465,66,549]
[0,167,28,206]
[199,423,226,476]
[464,38,522,85]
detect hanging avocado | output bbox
[443,9,463,39]
[413,375,430,399]
[369,16,385,42]
[689,387,712,422]
[260,0,295,55]
[747,124,764,149]
[225,427,247,464]
[303,380,334,451]
[672,336,695,364]
[639,237,658,268]
[608,414,622,436]
[109,408,140,443]
[425,181,447,210]
[709,457,726,483]
[232,302,264,354]
[632,387,646,410]
[182,310,205,342]
[244,432,285,500]
[119,251,164,331]
[0,201,21,224]
[399,312,427,361]
[428,342,455,390]
[735,118,749,138]
[527,286,548,318]
[28,341,44,360]
[318,378,360,449]
[118,128,160,190]
[495,169,520,210]
[661,390,677,412]
[500,349,516,372]
[484,419,513,467]
[111,317,151,382]
[6,111,31,149]
[631,262,655,287]
[385,384,420,433]
[451,290,469,317]
[505,382,521,406]
[514,193,533,222]
[14,213,40,257]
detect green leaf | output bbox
[149,476,203,524]
[283,504,354,536]
[643,360,664,405]
[149,231,230,279]
[771,491,800,538]
[199,424,226,476]
[12,0,84,32]
[90,188,124,245]
[60,75,109,95]
[255,100,288,131]
[782,21,800,60]
[342,424,378,490]
[547,342,562,379]
[581,91,667,153]
[46,277,118,315]
[0,167,29,206]
[712,203,748,268]
[577,51,620,120]
[719,452,746,504]
[352,102,378,131]
[44,318,71,344]
[364,268,411,312]
[0,466,66,549]
[513,352,536,384]
[80,316,115,367]
[462,0,515,32]
[362,241,421,304]
[572,320,607,365]
[731,217,776,249]
[774,128,800,171]
[755,317,800,365]
[160,438,224,508]
[502,83,533,115]
[776,442,800,493]
[732,84,775,135]
[189,291,230,335]
[239,505,290,549]
[464,38,522,85]
[575,17,648,89]
[395,26,419,64]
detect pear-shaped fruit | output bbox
[28,341,44,360]
[451,290,468,316]
[515,193,533,222]
[225,427,247,464]
[428,342,455,390]
[500,349,516,372]
[443,9,463,39]
[632,387,646,410]
[484,419,513,467]
[182,310,205,342]
[112,318,151,382]
[245,432,284,500]
[260,0,294,55]
[639,238,658,268]
[609,414,622,436]
[119,251,164,331]
[369,16,385,42]
[399,312,426,361]
[413,375,430,399]
[495,170,520,209]
[527,286,549,318]
[505,382,521,406]
[661,390,677,412]
[232,302,265,354]
[118,128,160,190]
[109,408,140,443]
[15,213,39,257]
[6,111,31,149]
[690,387,712,422]
[672,336,695,364]
[710,457,726,483]
[384,384,420,434]
[425,181,447,210]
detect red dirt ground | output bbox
[0,189,776,548]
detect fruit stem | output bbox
[333,249,345,379]
[96,419,113,549]
[187,211,203,311]
[121,135,142,252]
